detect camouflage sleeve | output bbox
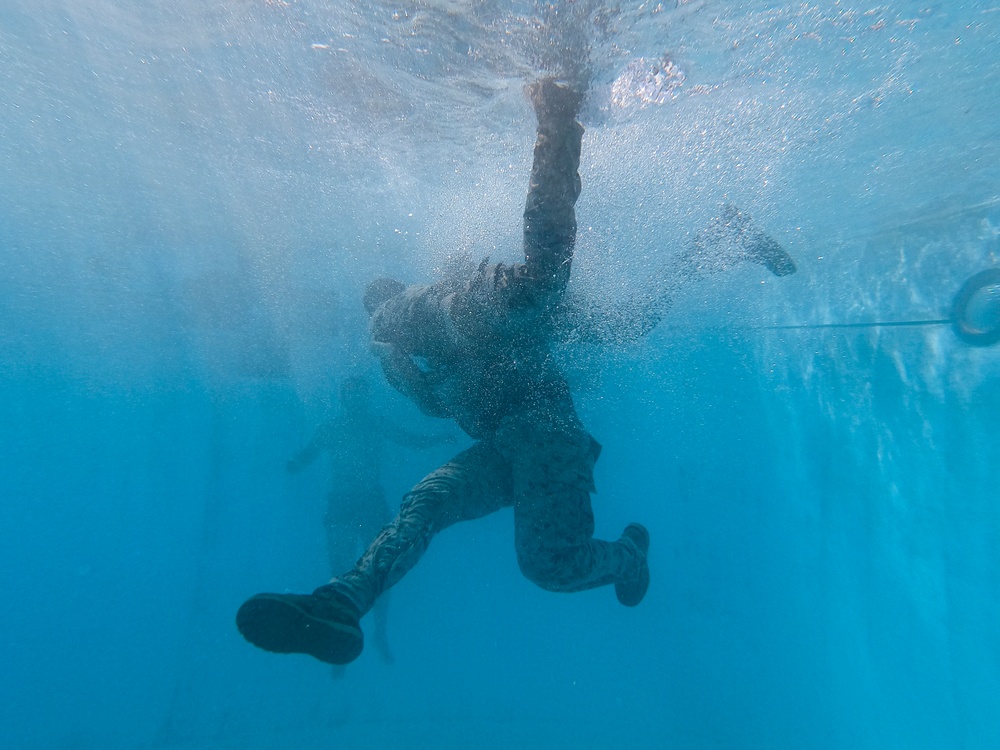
[371,341,450,420]
[520,79,585,300]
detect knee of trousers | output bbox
[515,543,581,593]
[398,477,457,529]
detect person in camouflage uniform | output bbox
[236,76,794,666]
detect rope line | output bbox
[761,318,951,331]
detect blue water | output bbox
[2,2,999,748]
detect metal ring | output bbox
[951,268,1000,347]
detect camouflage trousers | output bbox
[327,410,643,616]
[323,484,393,663]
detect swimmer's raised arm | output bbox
[520,78,586,299]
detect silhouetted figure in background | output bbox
[237,76,795,666]
[285,375,453,669]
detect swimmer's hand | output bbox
[718,204,796,277]
[527,77,584,124]
[371,341,449,419]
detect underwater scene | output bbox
[1,1,999,748]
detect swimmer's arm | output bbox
[675,205,797,284]
[286,422,333,474]
[593,208,794,342]
[371,341,450,419]
[520,80,584,300]
[555,207,795,345]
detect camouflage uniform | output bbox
[326,86,643,617]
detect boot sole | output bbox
[237,594,363,665]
